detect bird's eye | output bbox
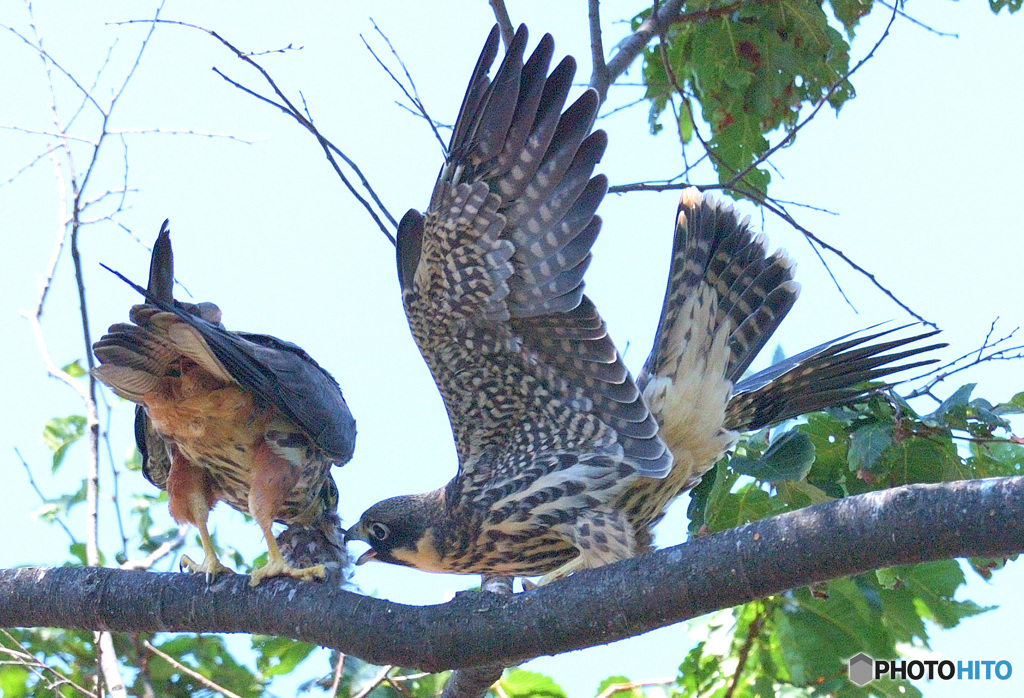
[369,522,390,541]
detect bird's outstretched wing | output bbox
[94,222,356,465]
[398,26,670,495]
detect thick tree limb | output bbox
[1,478,1021,672]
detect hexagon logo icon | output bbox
[848,652,875,686]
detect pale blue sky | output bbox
[1,1,1022,695]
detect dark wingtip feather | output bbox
[148,219,174,303]
[726,325,945,431]
[396,209,425,293]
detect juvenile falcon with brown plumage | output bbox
[93,222,356,585]
[346,26,941,581]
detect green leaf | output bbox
[828,0,874,35]
[674,640,725,696]
[847,422,893,473]
[875,567,899,590]
[596,675,642,697]
[35,478,87,526]
[252,635,315,678]
[924,383,975,427]
[896,560,992,629]
[42,414,87,472]
[0,664,31,697]
[68,542,88,565]
[967,555,1013,580]
[990,0,1023,14]
[61,359,87,378]
[731,429,816,483]
[880,432,965,485]
[498,668,566,698]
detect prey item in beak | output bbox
[356,548,377,565]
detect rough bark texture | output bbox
[1,478,1021,672]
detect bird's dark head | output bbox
[345,490,447,571]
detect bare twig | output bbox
[588,0,608,101]
[906,321,1024,400]
[119,527,189,571]
[13,447,78,544]
[597,96,647,119]
[327,652,346,698]
[362,20,446,154]
[99,631,129,698]
[488,0,515,49]
[143,640,244,698]
[722,600,774,698]
[352,664,394,698]
[596,678,674,698]
[0,630,94,696]
[878,0,959,37]
[117,18,397,244]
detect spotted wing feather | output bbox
[400,25,670,504]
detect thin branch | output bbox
[117,18,397,243]
[143,640,244,698]
[588,0,608,101]
[361,20,446,154]
[877,0,959,37]
[2,477,1021,671]
[906,321,1024,400]
[13,447,78,544]
[597,96,646,119]
[110,127,261,142]
[0,21,104,113]
[119,527,188,571]
[0,124,99,144]
[596,678,674,698]
[0,146,60,187]
[327,652,346,698]
[488,0,515,49]
[755,194,935,326]
[352,664,394,698]
[99,631,128,698]
[595,0,683,98]
[722,600,773,698]
[0,630,94,696]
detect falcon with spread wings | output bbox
[346,26,941,580]
[93,223,356,585]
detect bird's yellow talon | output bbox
[248,559,326,587]
[179,553,231,580]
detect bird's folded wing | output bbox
[96,228,356,466]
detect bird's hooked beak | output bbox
[343,522,378,565]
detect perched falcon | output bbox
[93,222,356,586]
[346,26,940,580]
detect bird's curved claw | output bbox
[179,553,232,585]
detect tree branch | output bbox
[2,477,1021,672]
[487,0,515,49]
[587,0,608,102]
[441,576,512,698]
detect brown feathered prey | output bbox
[346,26,942,582]
[93,222,356,585]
